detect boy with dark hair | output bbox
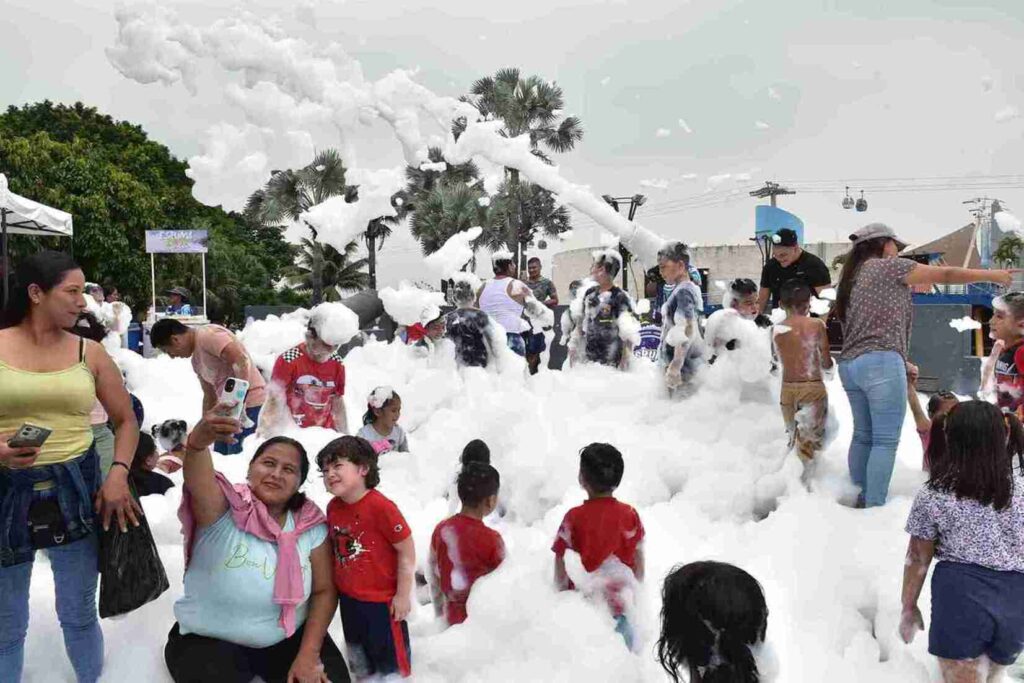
[151,317,266,455]
[429,463,506,626]
[318,436,415,678]
[552,443,645,651]
[774,279,833,463]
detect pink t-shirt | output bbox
[191,325,266,407]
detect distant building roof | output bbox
[904,222,1006,268]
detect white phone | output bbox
[218,377,250,421]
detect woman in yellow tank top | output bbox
[0,251,140,683]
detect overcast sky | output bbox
[4,0,1024,286]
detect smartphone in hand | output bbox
[9,423,52,449]
[218,378,250,421]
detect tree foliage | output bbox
[0,101,301,324]
[994,233,1024,268]
[452,68,582,266]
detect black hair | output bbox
[461,439,491,466]
[926,391,958,419]
[579,442,624,494]
[527,256,542,266]
[995,292,1024,321]
[833,237,890,323]
[457,462,501,507]
[0,250,81,329]
[493,258,515,276]
[568,280,583,297]
[67,311,108,343]
[779,279,812,309]
[730,278,758,298]
[774,228,798,247]
[316,436,381,489]
[451,278,477,306]
[928,401,1017,511]
[132,432,158,474]
[362,388,402,426]
[657,561,768,683]
[925,413,948,472]
[251,436,311,511]
[150,318,190,348]
[594,251,622,279]
[657,241,691,267]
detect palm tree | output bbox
[994,233,1024,268]
[454,68,583,268]
[484,181,570,255]
[284,238,369,301]
[245,149,357,304]
[409,183,490,256]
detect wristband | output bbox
[110,461,130,474]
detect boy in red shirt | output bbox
[429,463,505,625]
[317,436,415,678]
[552,443,645,651]
[261,317,348,437]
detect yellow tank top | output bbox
[0,342,96,467]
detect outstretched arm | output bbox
[183,408,242,529]
[905,264,1013,288]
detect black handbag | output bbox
[97,485,170,618]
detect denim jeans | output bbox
[839,351,908,507]
[506,333,526,357]
[0,502,103,683]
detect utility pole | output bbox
[602,194,646,292]
[963,197,1003,269]
[748,181,796,268]
[748,181,796,208]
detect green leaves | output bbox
[0,101,299,324]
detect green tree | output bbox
[454,68,582,268]
[401,147,487,262]
[284,238,369,300]
[0,101,298,324]
[245,149,358,304]
[409,183,490,257]
[994,233,1024,268]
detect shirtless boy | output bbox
[773,280,834,462]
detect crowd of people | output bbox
[2,216,1024,683]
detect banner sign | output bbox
[755,205,804,243]
[145,230,209,254]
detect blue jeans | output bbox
[839,351,908,507]
[506,333,526,357]
[0,510,103,682]
[214,405,262,455]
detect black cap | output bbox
[774,228,798,247]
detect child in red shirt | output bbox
[429,463,505,625]
[317,436,416,678]
[552,442,645,651]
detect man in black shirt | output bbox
[757,228,833,312]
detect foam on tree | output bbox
[107,8,666,260]
[423,227,483,280]
[379,282,446,326]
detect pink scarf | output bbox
[179,472,326,637]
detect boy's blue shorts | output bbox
[930,560,1024,665]
[339,593,411,678]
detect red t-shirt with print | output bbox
[327,489,411,603]
[270,343,345,430]
[430,514,505,625]
[551,497,645,614]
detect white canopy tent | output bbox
[0,173,74,306]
